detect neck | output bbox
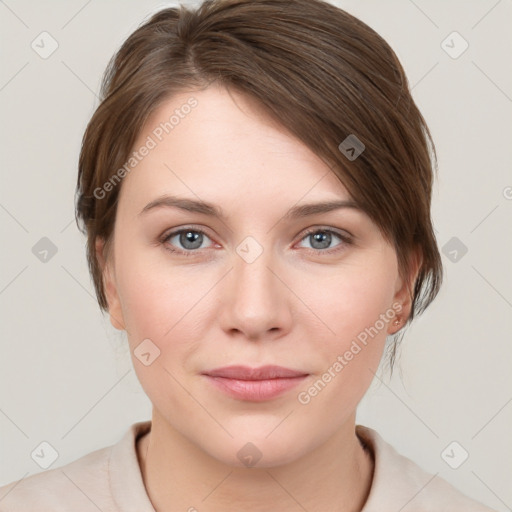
[137,409,374,512]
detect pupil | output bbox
[312,231,330,249]
[182,231,202,249]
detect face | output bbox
[97,84,413,467]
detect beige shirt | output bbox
[0,420,496,511]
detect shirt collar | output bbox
[109,420,155,512]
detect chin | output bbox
[206,435,308,469]
[196,416,316,469]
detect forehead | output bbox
[119,85,353,213]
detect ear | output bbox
[95,237,126,331]
[388,245,423,335]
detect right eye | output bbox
[161,227,216,255]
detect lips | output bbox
[202,365,309,401]
[204,365,308,380]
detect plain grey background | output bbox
[1,1,511,510]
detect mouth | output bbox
[202,365,309,402]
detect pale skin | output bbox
[96,84,421,512]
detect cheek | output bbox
[293,256,397,402]
[113,233,204,334]
[114,247,222,385]
[115,261,209,407]
[299,256,398,345]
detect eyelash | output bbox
[160,225,353,257]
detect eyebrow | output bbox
[138,194,361,220]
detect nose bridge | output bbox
[221,237,290,339]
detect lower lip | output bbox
[204,375,308,401]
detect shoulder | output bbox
[0,444,114,512]
[0,420,153,512]
[357,425,497,512]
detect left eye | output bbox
[297,229,349,252]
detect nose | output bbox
[218,243,293,342]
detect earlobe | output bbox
[388,246,423,335]
[95,238,126,331]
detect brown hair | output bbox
[75,0,443,368]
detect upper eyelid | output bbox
[301,226,352,238]
[162,225,215,242]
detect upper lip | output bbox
[203,365,308,380]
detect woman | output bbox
[0,0,497,510]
